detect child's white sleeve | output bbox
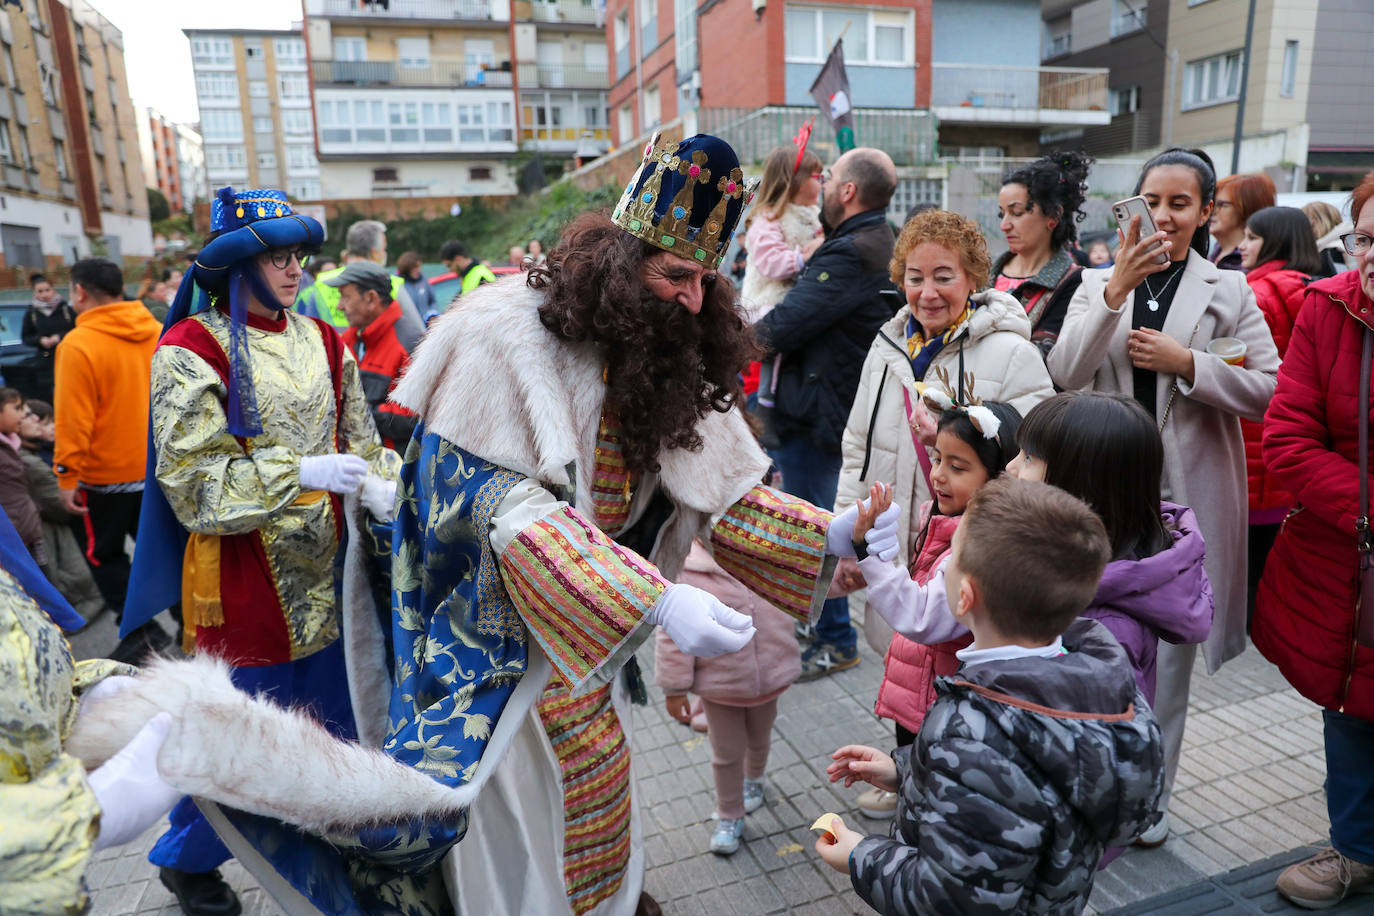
[857,555,969,644]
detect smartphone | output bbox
[1112,195,1170,265]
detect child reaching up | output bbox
[655,542,802,856]
[815,478,1164,914]
[851,399,1021,820]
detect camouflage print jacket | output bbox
[850,618,1164,915]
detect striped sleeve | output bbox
[501,506,667,693]
[709,484,835,624]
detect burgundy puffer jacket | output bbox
[874,506,971,733]
[1243,261,1310,512]
[1253,270,1374,720]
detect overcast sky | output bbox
[93,0,303,123]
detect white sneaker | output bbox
[743,778,765,814]
[1134,812,1169,847]
[857,787,898,819]
[710,817,744,855]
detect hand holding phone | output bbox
[1112,196,1170,266]
[1104,196,1175,309]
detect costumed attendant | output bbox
[117,134,900,916]
[0,505,181,913]
[120,188,402,916]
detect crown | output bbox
[211,187,295,234]
[611,132,759,269]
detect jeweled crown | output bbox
[611,132,759,270]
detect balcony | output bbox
[306,0,496,22]
[698,106,937,167]
[313,59,513,88]
[517,63,607,89]
[930,64,1110,128]
[531,0,597,25]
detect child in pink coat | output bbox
[655,541,802,856]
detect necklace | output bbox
[1142,263,1184,312]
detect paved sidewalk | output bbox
[72,610,1332,915]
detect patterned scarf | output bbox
[906,300,975,381]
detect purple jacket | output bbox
[1083,503,1214,706]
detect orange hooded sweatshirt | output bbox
[53,299,161,489]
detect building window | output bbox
[249,81,269,98]
[373,167,398,182]
[388,101,420,142]
[244,40,263,60]
[1280,40,1298,97]
[274,37,305,64]
[639,0,656,57]
[614,12,630,77]
[334,36,367,61]
[201,109,244,140]
[1044,16,1070,58]
[287,144,316,170]
[53,138,69,178]
[279,74,309,99]
[470,166,493,180]
[191,37,233,66]
[0,40,16,87]
[463,39,495,82]
[205,145,246,171]
[288,179,320,200]
[674,0,696,77]
[397,37,430,69]
[1110,0,1146,37]
[253,116,273,133]
[0,118,12,164]
[257,151,276,169]
[618,103,634,142]
[17,125,31,169]
[195,71,239,101]
[1183,50,1243,110]
[1109,85,1140,115]
[584,105,602,127]
[282,108,312,135]
[783,7,912,66]
[643,83,661,130]
[422,101,452,142]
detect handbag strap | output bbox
[1358,327,1372,568]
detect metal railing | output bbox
[306,0,494,20]
[531,0,597,25]
[697,106,938,166]
[313,59,513,88]
[930,63,1108,112]
[517,62,608,89]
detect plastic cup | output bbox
[1207,337,1247,366]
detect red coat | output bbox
[1253,269,1374,720]
[340,300,416,450]
[1242,261,1310,512]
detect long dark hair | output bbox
[1017,392,1170,561]
[1247,206,1324,276]
[1134,147,1218,258]
[529,213,759,474]
[1001,150,1094,250]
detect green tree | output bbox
[146,187,171,223]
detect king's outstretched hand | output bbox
[648,583,756,657]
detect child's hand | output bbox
[825,745,899,793]
[851,483,892,544]
[814,814,864,874]
[664,694,691,724]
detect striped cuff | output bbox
[502,506,667,693]
[710,484,835,624]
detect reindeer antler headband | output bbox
[909,368,1002,442]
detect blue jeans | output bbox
[770,437,855,652]
[1324,709,1374,865]
[149,639,356,873]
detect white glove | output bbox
[299,454,369,494]
[88,712,181,850]
[646,583,756,658]
[360,475,397,522]
[826,498,903,562]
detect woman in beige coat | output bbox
[1048,148,1279,845]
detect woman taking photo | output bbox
[1237,206,1323,607]
[991,151,1093,358]
[1208,172,1276,271]
[1048,148,1279,846]
[833,208,1054,818]
[1253,172,1374,909]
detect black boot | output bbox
[108,621,171,665]
[159,868,242,916]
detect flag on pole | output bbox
[809,39,855,152]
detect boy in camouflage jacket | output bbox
[816,478,1164,915]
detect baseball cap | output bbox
[324,261,393,301]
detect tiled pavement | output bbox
[72,609,1335,915]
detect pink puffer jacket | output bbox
[654,542,802,706]
[874,507,972,733]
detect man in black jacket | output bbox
[755,147,898,679]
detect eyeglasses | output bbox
[1341,232,1372,257]
[266,248,311,270]
[1213,200,1235,210]
[811,172,826,184]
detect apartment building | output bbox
[0,0,151,271]
[513,0,612,159]
[186,28,320,201]
[605,0,1108,165]
[1305,0,1374,190]
[137,107,207,214]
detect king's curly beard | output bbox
[532,214,759,474]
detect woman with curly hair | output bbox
[992,151,1094,357]
[833,208,1054,819]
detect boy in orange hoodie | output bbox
[53,257,166,660]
